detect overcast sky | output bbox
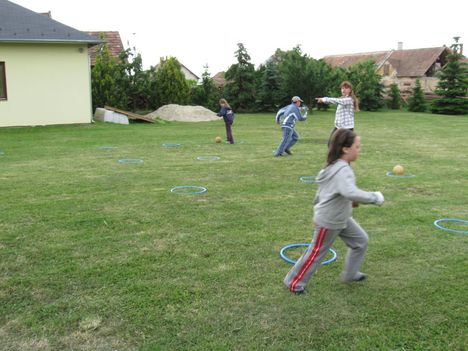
[13,0,467,76]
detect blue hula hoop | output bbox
[433,218,468,234]
[118,159,144,164]
[98,146,118,150]
[300,176,317,183]
[171,185,207,195]
[386,171,415,178]
[197,156,221,161]
[162,143,181,148]
[280,243,337,265]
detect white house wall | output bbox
[0,43,93,127]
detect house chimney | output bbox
[397,42,403,50]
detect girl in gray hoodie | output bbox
[284,129,384,294]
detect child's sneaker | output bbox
[342,272,367,283]
[293,289,307,295]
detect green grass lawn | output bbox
[0,110,467,350]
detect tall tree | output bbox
[119,47,152,111]
[431,38,468,115]
[190,64,220,111]
[408,79,427,112]
[306,58,335,108]
[275,46,310,106]
[257,60,282,111]
[347,60,384,111]
[224,43,256,111]
[91,41,128,110]
[154,57,190,106]
[316,66,346,111]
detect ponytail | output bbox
[341,81,359,112]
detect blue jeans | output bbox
[275,126,298,156]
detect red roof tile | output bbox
[86,31,124,66]
[388,47,448,77]
[323,51,391,68]
[323,47,451,78]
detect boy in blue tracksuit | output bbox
[274,96,307,157]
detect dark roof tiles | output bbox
[0,0,101,44]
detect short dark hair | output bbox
[327,129,356,165]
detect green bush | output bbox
[388,82,402,109]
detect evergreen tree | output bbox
[224,43,256,111]
[91,41,128,110]
[307,58,334,109]
[259,47,336,110]
[431,38,468,115]
[275,46,310,106]
[347,60,383,111]
[388,83,402,109]
[257,60,282,111]
[119,47,152,111]
[316,66,346,111]
[190,65,220,111]
[408,79,427,112]
[146,65,160,110]
[154,57,190,106]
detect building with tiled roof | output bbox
[323,45,452,98]
[324,51,391,70]
[212,71,227,88]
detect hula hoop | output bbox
[162,143,181,148]
[433,218,468,234]
[386,172,415,178]
[171,185,207,195]
[197,156,221,161]
[300,176,317,183]
[280,243,337,265]
[97,146,118,150]
[118,159,144,164]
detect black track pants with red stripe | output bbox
[284,218,368,292]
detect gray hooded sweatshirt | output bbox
[313,159,380,229]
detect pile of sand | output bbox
[145,104,219,122]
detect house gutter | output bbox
[0,39,103,46]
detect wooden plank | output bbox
[104,106,154,123]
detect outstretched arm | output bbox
[316,97,353,106]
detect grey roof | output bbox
[0,0,101,44]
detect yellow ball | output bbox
[215,136,222,143]
[393,165,404,175]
